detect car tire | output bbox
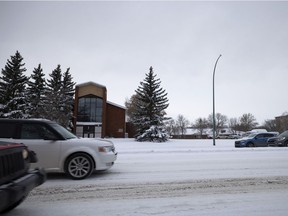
[65,153,94,180]
[247,142,254,147]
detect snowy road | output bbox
[6,139,288,216]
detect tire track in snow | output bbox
[27,176,288,203]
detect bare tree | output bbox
[176,114,190,136]
[165,119,180,136]
[124,94,138,122]
[239,113,258,131]
[194,117,208,138]
[263,119,277,132]
[208,113,228,135]
[229,117,240,133]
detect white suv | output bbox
[0,119,117,180]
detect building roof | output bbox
[275,114,288,119]
[107,101,126,110]
[76,81,106,89]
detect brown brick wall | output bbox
[105,103,126,138]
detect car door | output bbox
[15,123,63,171]
[256,133,272,147]
[255,134,264,147]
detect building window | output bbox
[77,95,103,122]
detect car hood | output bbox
[236,137,250,141]
[0,141,24,150]
[268,137,278,141]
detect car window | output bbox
[0,122,16,138]
[279,130,288,138]
[264,134,274,138]
[49,123,77,139]
[20,124,58,140]
[248,134,256,138]
[256,134,264,138]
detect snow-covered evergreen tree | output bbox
[133,66,169,142]
[60,68,75,129]
[44,65,63,123]
[0,51,28,118]
[27,64,46,118]
[44,65,75,128]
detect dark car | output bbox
[267,130,288,147]
[235,132,279,148]
[0,141,46,213]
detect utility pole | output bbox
[213,54,222,146]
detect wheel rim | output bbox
[68,156,91,178]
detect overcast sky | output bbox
[1,1,288,125]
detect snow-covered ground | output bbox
[6,139,288,216]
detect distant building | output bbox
[73,82,126,138]
[275,115,288,132]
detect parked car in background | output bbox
[240,129,268,138]
[235,132,279,148]
[267,130,288,147]
[0,119,117,180]
[228,134,241,139]
[0,141,46,213]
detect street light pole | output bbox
[213,54,222,146]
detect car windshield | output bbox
[247,133,257,138]
[279,130,288,138]
[50,123,77,140]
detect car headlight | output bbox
[98,146,113,153]
[279,137,286,141]
[22,149,29,160]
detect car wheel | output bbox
[65,153,94,180]
[284,141,288,147]
[247,142,254,147]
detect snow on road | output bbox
[6,139,288,216]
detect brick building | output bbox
[73,82,126,138]
[275,114,288,133]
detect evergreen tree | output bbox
[44,65,75,128]
[133,66,169,142]
[27,64,46,118]
[0,51,28,118]
[44,65,63,123]
[60,68,75,129]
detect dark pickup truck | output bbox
[0,141,46,213]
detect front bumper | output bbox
[96,151,118,171]
[0,168,46,213]
[268,141,285,147]
[235,141,246,148]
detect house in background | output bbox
[73,81,126,138]
[275,114,288,133]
